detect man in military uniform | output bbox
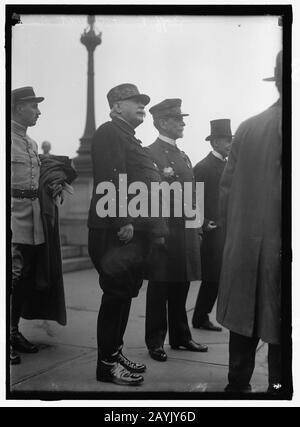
[145,99,208,362]
[88,83,167,386]
[192,119,233,331]
[10,87,70,366]
[10,87,45,364]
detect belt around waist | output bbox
[12,189,39,200]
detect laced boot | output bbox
[117,350,146,373]
[96,360,144,386]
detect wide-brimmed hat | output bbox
[205,119,233,141]
[263,50,282,82]
[11,86,44,105]
[107,83,150,108]
[149,98,189,119]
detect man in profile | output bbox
[10,87,70,365]
[145,99,208,362]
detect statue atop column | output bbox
[73,15,102,175]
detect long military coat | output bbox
[217,100,282,344]
[146,139,202,282]
[193,152,226,283]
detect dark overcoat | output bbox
[22,155,77,326]
[88,118,168,238]
[217,101,282,344]
[87,118,168,294]
[194,152,226,283]
[146,138,202,282]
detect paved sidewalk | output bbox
[10,269,268,396]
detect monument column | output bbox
[59,16,101,253]
[73,15,101,174]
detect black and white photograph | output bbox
[3,2,297,408]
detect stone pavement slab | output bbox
[10,269,268,396]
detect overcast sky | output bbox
[11,14,281,164]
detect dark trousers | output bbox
[89,228,141,362]
[97,292,132,361]
[228,331,281,388]
[145,281,192,349]
[192,280,219,326]
[11,243,44,331]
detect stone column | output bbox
[59,16,101,253]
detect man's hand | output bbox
[117,224,134,244]
[51,183,63,199]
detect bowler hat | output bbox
[11,86,44,105]
[107,83,150,108]
[205,119,233,141]
[149,98,189,119]
[263,50,282,82]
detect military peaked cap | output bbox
[149,98,189,119]
[12,86,44,106]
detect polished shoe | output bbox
[10,346,21,365]
[171,339,208,352]
[96,361,144,386]
[117,351,146,373]
[148,347,168,362]
[224,383,252,393]
[194,319,222,332]
[11,332,39,354]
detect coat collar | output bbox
[207,151,227,169]
[112,117,136,137]
[211,150,227,162]
[156,137,180,152]
[11,120,27,137]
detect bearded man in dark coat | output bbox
[217,51,283,394]
[192,119,232,331]
[145,99,208,362]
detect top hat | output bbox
[263,50,282,82]
[149,98,189,119]
[205,119,233,141]
[107,83,150,108]
[11,86,44,105]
